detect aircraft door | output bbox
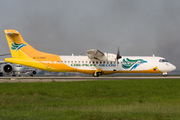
[46,61,51,69]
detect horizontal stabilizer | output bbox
[5,30,19,35]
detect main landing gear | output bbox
[93,69,103,77]
[93,72,102,77]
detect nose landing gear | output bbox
[163,72,167,77]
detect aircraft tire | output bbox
[0,72,3,76]
[30,74,33,77]
[12,74,16,77]
[163,74,167,77]
[97,72,102,76]
[93,72,99,77]
[163,72,167,77]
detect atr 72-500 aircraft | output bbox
[4,29,176,77]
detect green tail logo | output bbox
[11,43,27,51]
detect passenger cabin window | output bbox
[159,59,168,62]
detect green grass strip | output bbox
[0,79,180,120]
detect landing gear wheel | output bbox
[93,72,99,77]
[163,74,167,77]
[12,74,16,77]
[29,74,33,77]
[0,72,3,77]
[163,72,167,77]
[97,72,102,76]
[93,72,102,77]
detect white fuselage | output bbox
[59,55,176,74]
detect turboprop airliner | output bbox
[4,29,176,77]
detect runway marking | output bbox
[0,76,180,83]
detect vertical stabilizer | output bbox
[4,30,26,58]
[4,29,44,58]
[4,29,62,70]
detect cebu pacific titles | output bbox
[4,29,176,77]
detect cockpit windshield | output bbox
[159,59,168,62]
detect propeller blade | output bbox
[116,47,121,60]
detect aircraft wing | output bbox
[0,53,11,64]
[0,61,7,64]
[87,49,106,60]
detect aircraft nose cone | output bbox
[171,65,176,71]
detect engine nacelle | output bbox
[32,70,37,75]
[104,53,117,61]
[2,64,14,75]
[87,49,117,61]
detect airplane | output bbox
[0,62,38,77]
[0,54,38,77]
[3,29,176,77]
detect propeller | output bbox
[0,53,11,56]
[115,47,122,71]
[116,47,122,60]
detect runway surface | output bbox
[0,76,180,83]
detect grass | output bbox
[0,79,180,120]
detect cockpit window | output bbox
[159,59,168,62]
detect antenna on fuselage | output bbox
[80,52,84,55]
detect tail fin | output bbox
[5,30,23,58]
[4,29,52,59]
[4,29,75,72]
[4,29,40,58]
[4,29,62,71]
